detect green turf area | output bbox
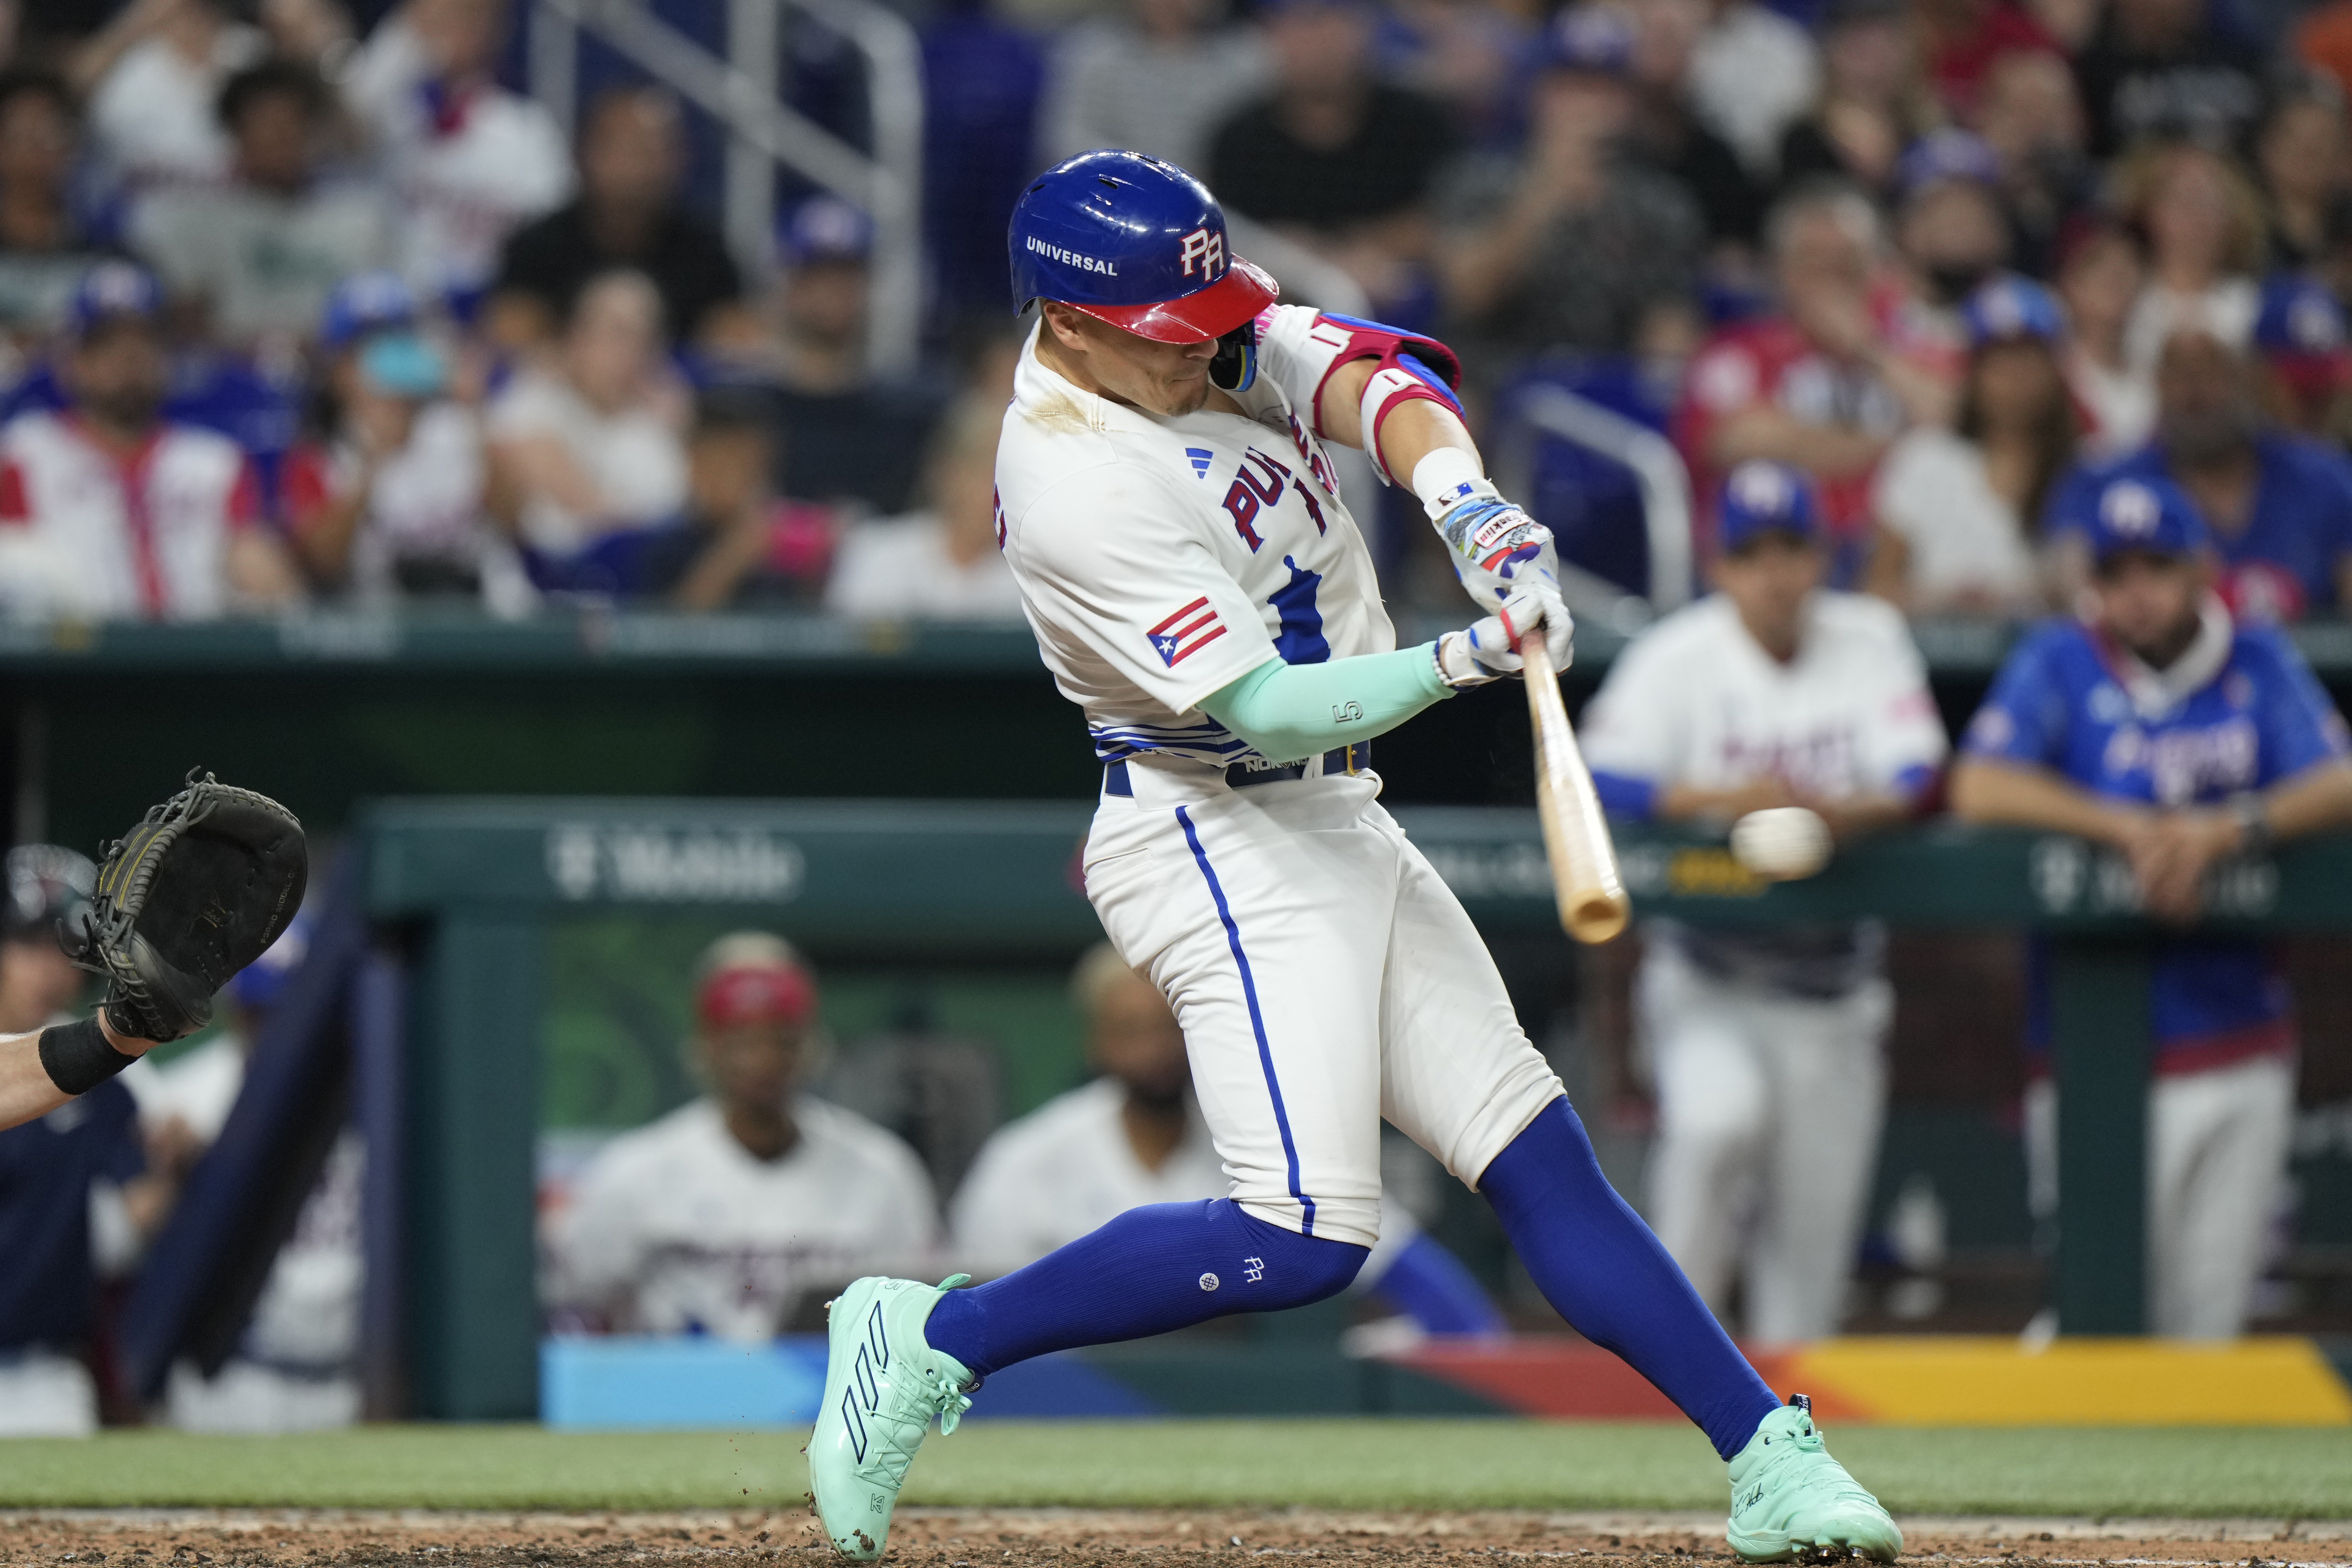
[0,1423,2346,1518]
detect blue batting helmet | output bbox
[1008,149,1277,343]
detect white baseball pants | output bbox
[1637,941,1891,1344]
[2024,1053,2296,1338]
[1084,763,1567,1250]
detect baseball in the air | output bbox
[1729,806,1834,881]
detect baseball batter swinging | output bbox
[808,151,1900,1564]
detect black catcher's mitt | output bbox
[65,770,308,1042]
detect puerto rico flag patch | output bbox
[1148,597,1226,666]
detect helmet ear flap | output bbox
[1209,321,1257,392]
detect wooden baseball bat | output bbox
[1521,639,1631,944]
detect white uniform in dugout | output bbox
[1579,589,1947,1342]
[995,303,1566,1252]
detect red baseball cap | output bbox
[694,934,818,1030]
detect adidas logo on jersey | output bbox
[1186,448,1213,478]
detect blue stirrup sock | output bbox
[1481,1097,1781,1459]
[924,1198,1368,1378]
[1364,1230,1507,1336]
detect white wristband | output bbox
[1412,449,1493,519]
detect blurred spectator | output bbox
[951,945,1505,1338]
[1914,0,2057,118]
[1580,462,1944,1344]
[2057,222,2157,454]
[0,69,112,351]
[2256,76,2352,275]
[1438,8,1705,376]
[125,914,365,1432]
[1207,0,1459,315]
[747,197,951,514]
[0,262,298,619]
[2296,0,2352,110]
[1626,0,1765,256]
[827,394,1021,621]
[1382,0,1534,149]
[488,88,747,355]
[920,0,1047,325]
[280,272,523,611]
[130,60,397,352]
[2252,272,2352,440]
[2119,141,2266,376]
[1888,130,2014,385]
[2047,328,2352,620]
[538,384,835,608]
[1951,472,2352,1337]
[2072,0,2267,158]
[1972,49,2094,278]
[485,269,688,572]
[1677,184,1941,576]
[0,844,153,1436]
[1775,0,1942,206]
[1042,0,1272,174]
[1687,0,1819,178]
[75,0,265,195]
[1868,275,2072,612]
[344,0,572,305]
[550,933,938,1339]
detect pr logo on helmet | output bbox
[1178,227,1226,280]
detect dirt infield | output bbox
[1,1511,2347,1568]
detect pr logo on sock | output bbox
[1243,1257,1265,1283]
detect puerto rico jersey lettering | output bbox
[996,306,1393,769]
[1965,609,2351,1070]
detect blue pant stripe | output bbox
[1175,805,1315,1235]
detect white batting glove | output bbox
[1434,585,1573,689]
[1431,484,1562,613]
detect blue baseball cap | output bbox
[778,196,873,267]
[225,907,312,1014]
[1717,460,1820,551]
[1963,274,2066,348]
[320,270,419,351]
[2254,273,2346,355]
[2084,473,2209,565]
[1008,149,1278,342]
[69,261,162,338]
[1897,128,2003,199]
[1542,6,1635,76]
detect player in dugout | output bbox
[1950,472,2352,1337]
[952,942,1504,1338]
[808,150,1900,1566]
[1578,460,1947,1345]
[550,933,938,1338]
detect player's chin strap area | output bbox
[1209,322,1256,393]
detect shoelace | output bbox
[1766,1423,1880,1508]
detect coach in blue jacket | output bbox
[1950,470,2352,1336]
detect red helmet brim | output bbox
[1068,256,1279,344]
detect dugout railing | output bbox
[284,798,2352,1419]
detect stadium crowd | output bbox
[0,0,2338,619]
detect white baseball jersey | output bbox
[1000,306,1567,1251]
[997,306,1395,769]
[1581,590,1946,995]
[0,412,258,621]
[550,1096,938,1341]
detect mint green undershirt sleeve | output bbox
[1199,646,1454,764]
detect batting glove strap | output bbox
[1434,494,1560,612]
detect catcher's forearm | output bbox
[0,1030,70,1131]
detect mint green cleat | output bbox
[1727,1396,1902,1563]
[808,1275,976,1561]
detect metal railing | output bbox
[526,0,924,376]
[1499,383,1695,627]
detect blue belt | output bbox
[1103,741,1370,798]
